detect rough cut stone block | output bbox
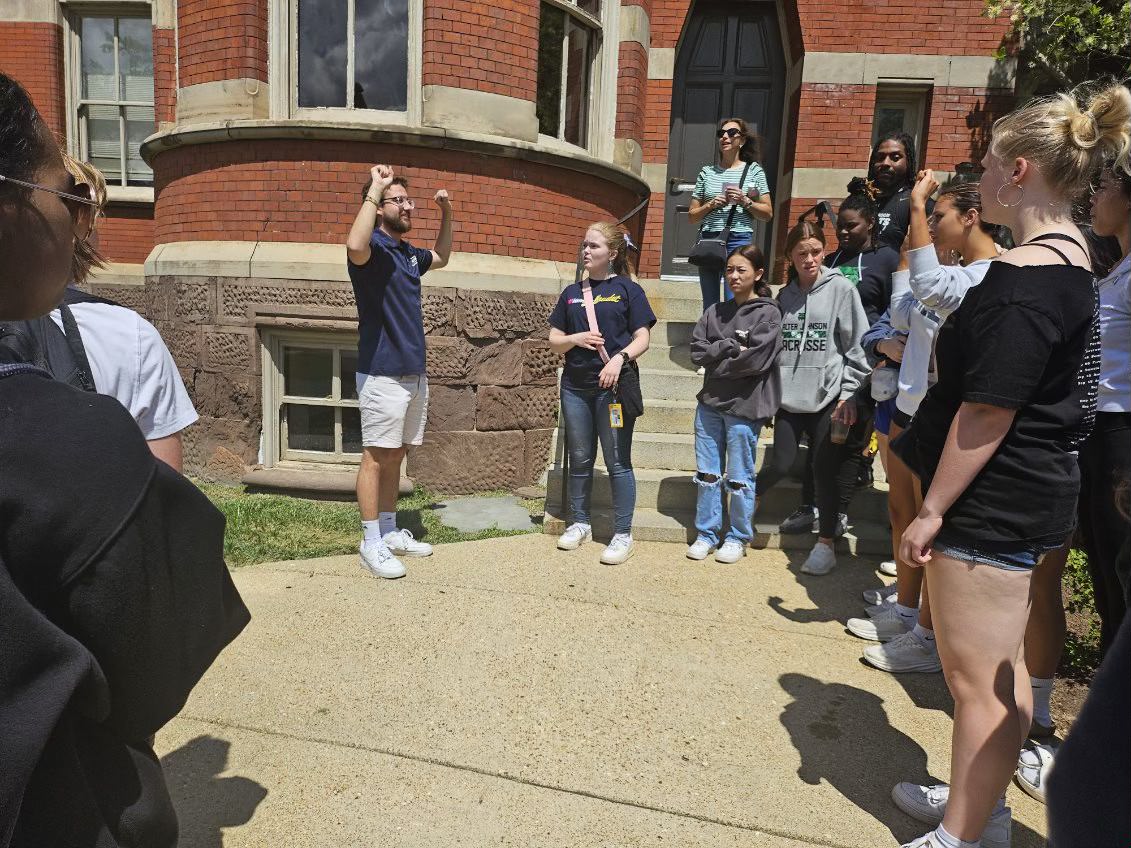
[521,339,559,386]
[156,323,204,369]
[205,329,256,372]
[524,428,555,486]
[454,290,555,341]
[173,279,215,323]
[476,385,558,431]
[469,340,523,387]
[422,290,456,336]
[191,371,260,422]
[408,430,525,494]
[182,414,259,474]
[426,384,476,432]
[425,336,474,380]
[93,282,147,316]
[199,445,249,484]
[219,279,355,321]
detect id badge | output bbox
[608,403,624,429]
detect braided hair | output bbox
[866,132,918,192]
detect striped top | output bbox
[693,161,771,234]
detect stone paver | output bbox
[433,495,538,532]
[157,535,1048,847]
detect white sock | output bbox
[379,511,397,537]
[1030,676,1054,727]
[894,603,918,623]
[912,624,936,646]
[934,823,979,848]
[362,519,382,543]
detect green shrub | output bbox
[1061,548,1102,678]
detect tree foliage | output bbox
[985,0,1130,91]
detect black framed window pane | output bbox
[342,408,363,454]
[354,0,408,111]
[536,4,565,136]
[563,21,592,145]
[298,0,347,107]
[341,351,360,399]
[284,347,333,398]
[286,405,334,452]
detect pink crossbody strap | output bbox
[580,280,610,364]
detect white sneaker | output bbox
[1015,739,1055,804]
[892,783,1012,848]
[686,538,714,560]
[715,539,745,563]
[878,559,898,576]
[800,541,836,575]
[863,630,942,673]
[847,604,913,642]
[696,365,706,376]
[601,533,634,565]
[862,583,898,606]
[359,540,406,579]
[382,528,433,557]
[557,522,592,551]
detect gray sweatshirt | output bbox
[690,296,783,422]
[776,266,871,413]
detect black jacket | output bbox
[824,244,900,326]
[0,370,249,847]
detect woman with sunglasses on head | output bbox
[0,73,248,846]
[688,118,774,312]
[890,82,1130,848]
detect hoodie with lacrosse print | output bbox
[776,265,871,414]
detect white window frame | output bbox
[536,0,609,154]
[262,330,364,467]
[871,83,930,157]
[63,1,156,204]
[271,0,422,125]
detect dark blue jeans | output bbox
[560,383,637,535]
[697,230,753,311]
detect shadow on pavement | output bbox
[161,735,267,848]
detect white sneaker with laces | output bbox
[686,538,713,560]
[878,559,898,576]
[359,540,406,579]
[892,783,1012,848]
[847,604,912,642]
[383,528,433,557]
[557,522,592,551]
[863,630,942,673]
[715,539,745,563]
[862,583,898,606]
[800,541,836,575]
[1015,739,1055,804]
[601,533,634,565]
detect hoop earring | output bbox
[996,181,1025,208]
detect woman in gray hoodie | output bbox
[754,221,871,575]
[688,244,783,563]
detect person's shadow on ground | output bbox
[767,548,885,627]
[161,735,267,848]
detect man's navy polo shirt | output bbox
[347,228,434,376]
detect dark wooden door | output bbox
[662,1,786,277]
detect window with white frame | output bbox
[295,0,408,113]
[265,333,363,464]
[872,85,929,156]
[536,0,601,147]
[72,12,154,187]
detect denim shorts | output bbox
[934,530,1061,572]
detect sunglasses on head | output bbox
[717,128,743,139]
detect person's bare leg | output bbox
[886,422,923,608]
[912,474,935,631]
[876,431,890,477]
[357,446,406,521]
[1024,542,1069,738]
[928,553,1033,841]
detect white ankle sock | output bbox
[379,511,397,536]
[894,603,918,622]
[934,823,979,848]
[362,519,382,543]
[912,624,936,646]
[1030,676,1054,727]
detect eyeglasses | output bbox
[0,173,98,211]
[381,196,415,209]
[716,128,743,139]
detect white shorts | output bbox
[356,373,429,449]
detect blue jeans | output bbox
[697,230,753,311]
[560,383,637,534]
[693,403,762,545]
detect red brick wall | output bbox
[797,0,1011,55]
[0,22,66,139]
[177,0,267,88]
[793,84,876,168]
[616,41,647,142]
[152,140,643,263]
[154,27,176,125]
[97,205,156,264]
[422,1,538,100]
[923,86,1014,170]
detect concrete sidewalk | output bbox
[156,535,1048,847]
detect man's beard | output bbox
[384,212,411,234]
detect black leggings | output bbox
[756,401,873,538]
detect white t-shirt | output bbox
[50,301,199,440]
[1097,253,1131,413]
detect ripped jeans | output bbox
[693,403,762,546]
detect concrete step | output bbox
[648,320,695,347]
[649,296,704,323]
[638,368,703,401]
[638,343,695,372]
[545,467,889,523]
[543,507,892,556]
[636,399,698,434]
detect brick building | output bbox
[1,0,1014,494]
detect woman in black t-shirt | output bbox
[890,84,1131,848]
[548,222,656,566]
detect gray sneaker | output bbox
[847,604,912,642]
[800,541,837,575]
[892,783,1012,848]
[779,505,817,534]
[863,630,942,673]
[862,583,898,606]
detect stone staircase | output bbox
[544,281,891,556]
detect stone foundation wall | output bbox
[92,275,560,494]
